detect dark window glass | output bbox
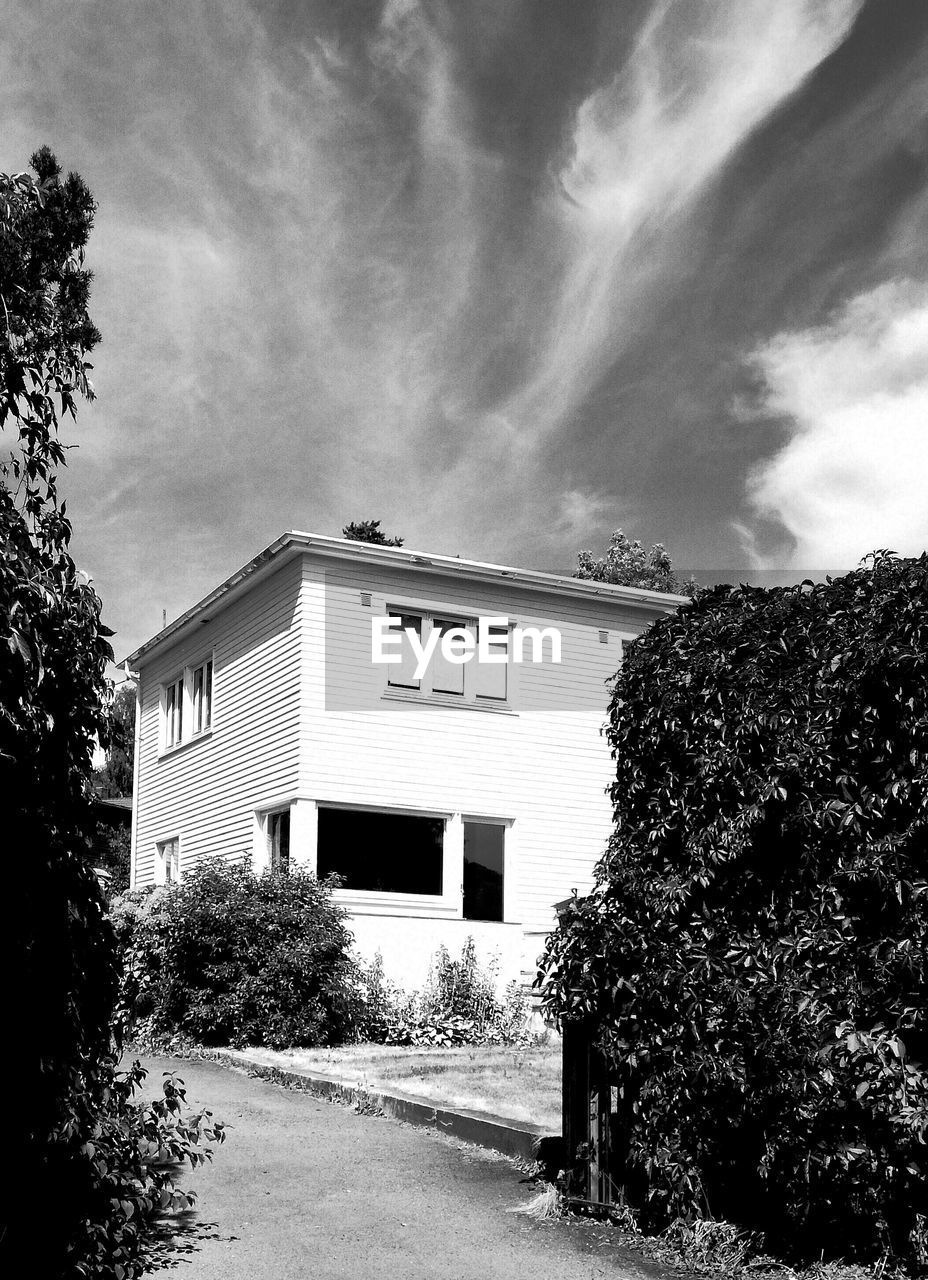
[463,822,504,921]
[317,808,444,894]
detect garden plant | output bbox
[541,555,928,1267]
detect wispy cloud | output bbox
[744,280,928,564]
[502,0,865,436]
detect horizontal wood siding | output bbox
[300,558,660,934]
[132,558,302,885]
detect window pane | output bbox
[475,626,508,700]
[193,667,203,732]
[317,808,443,894]
[193,660,212,733]
[269,810,290,874]
[463,823,504,921]
[203,660,212,729]
[174,680,183,741]
[431,618,466,695]
[387,614,423,689]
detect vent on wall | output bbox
[599,630,609,644]
[360,592,372,607]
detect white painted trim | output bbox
[129,680,142,890]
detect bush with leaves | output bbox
[359,939,531,1046]
[1,149,222,1277]
[115,861,364,1049]
[67,1062,224,1279]
[540,554,928,1265]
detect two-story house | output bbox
[126,533,682,990]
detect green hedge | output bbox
[114,860,363,1049]
[541,553,928,1265]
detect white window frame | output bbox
[159,651,215,754]
[155,836,181,885]
[382,608,514,708]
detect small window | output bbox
[156,837,180,885]
[387,614,424,690]
[463,822,504,921]
[164,676,184,748]
[317,807,444,895]
[267,808,290,874]
[192,658,212,734]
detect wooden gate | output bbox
[561,1018,620,1208]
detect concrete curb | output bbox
[214,1049,553,1161]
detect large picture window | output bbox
[317,807,444,895]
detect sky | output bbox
[3,0,928,659]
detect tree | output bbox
[1,150,218,1278]
[342,518,404,547]
[574,528,691,593]
[94,681,135,798]
[540,555,928,1264]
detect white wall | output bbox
[132,557,303,885]
[296,557,648,941]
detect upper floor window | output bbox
[192,658,212,734]
[160,654,214,752]
[164,676,184,748]
[382,610,511,707]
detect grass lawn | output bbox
[239,1041,561,1132]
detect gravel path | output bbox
[143,1054,668,1280]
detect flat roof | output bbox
[124,531,687,667]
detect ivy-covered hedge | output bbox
[114,861,364,1049]
[540,554,928,1265]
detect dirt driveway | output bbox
[144,1055,666,1280]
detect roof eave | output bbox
[123,531,686,668]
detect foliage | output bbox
[94,680,135,798]
[540,554,928,1265]
[90,817,131,894]
[358,940,531,1046]
[341,518,404,547]
[574,528,692,594]
[2,148,114,1273]
[65,1062,224,1280]
[114,861,364,1050]
[1,150,223,1276]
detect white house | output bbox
[126,533,683,991]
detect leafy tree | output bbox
[94,680,135,798]
[342,518,404,547]
[541,555,928,1265]
[1,150,218,1278]
[574,528,691,593]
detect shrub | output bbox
[115,860,363,1049]
[66,1061,224,1279]
[541,554,928,1265]
[359,939,531,1046]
